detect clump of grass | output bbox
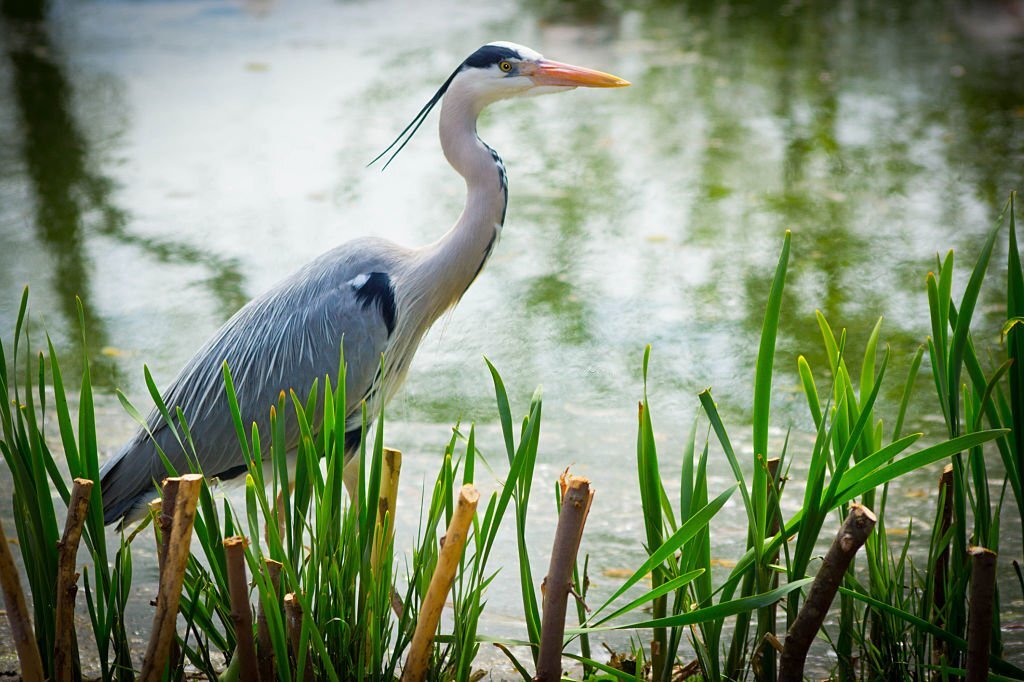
[567,211,1021,682]
[0,289,133,680]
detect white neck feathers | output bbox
[408,73,508,323]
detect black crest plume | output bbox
[368,66,461,171]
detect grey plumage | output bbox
[99,41,628,525]
[101,239,405,523]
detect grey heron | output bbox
[99,41,629,525]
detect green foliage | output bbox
[0,288,133,680]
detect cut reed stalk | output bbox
[257,558,283,682]
[284,592,313,680]
[402,484,479,682]
[154,481,182,675]
[966,546,997,682]
[0,516,44,682]
[536,475,594,682]
[933,463,954,668]
[157,478,180,572]
[140,474,203,682]
[54,477,93,682]
[371,447,402,574]
[779,504,876,682]
[225,536,259,682]
[148,499,162,561]
[754,458,782,682]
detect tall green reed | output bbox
[600,226,1014,682]
[0,288,133,680]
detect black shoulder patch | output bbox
[354,271,397,335]
[463,44,521,69]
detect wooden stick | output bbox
[157,478,180,574]
[140,474,203,682]
[225,536,259,682]
[754,458,782,682]
[933,464,954,668]
[779,503,876,682]
[965,546,997,682]
[371,447,402,574]
[147,499,163,569]
[148,493,179,673]
[285,592,313,680]
[54,478,94,682]
[401,484,479,682]
[257,558,284,682]
[0,516,43,682]
[536,476,594,682]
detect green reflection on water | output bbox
[1,7,251,387]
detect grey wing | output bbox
[100,246,398,524]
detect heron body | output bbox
[100,42,628,525]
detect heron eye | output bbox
[499,61,512,73]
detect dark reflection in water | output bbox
[2,7,249,386]
[3,11,121,382]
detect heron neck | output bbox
[413,91,507,322]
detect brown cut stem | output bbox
[371,448,402,574]
[140,474,203,682]
[966,546,997,682]
[257,558,284,682]
[156,480,183,674]
[754,458,782,682]
[401,484,479,682]
[0,516,43,682]
[536,476,594,682]
[225,536,259,682]
[779,503,876,682]
[285,592,313,680]
[157,478,180,574]
[54,478,94,682]
[933,464,954,669]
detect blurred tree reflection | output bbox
[2,4,250,387]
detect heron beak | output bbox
[528,59,631,88]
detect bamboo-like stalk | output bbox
[754,458,782,682]
[147,498,163,566]
[933,463,954,668]
[257,558,284,682]
[965,546,997,682]
[371,447,402,573]
[0,516,44,682]
[149,493,180,674]
[535,476,594,682]
[401,484,480,682]
[285,592,313,680]
[54,478,94,682]
[157,478,180,573]
[225,536,259,682]
[779,503,876,682]
[140,474,203,682]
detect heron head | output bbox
[455,41,630,105]
[370,42,628,170]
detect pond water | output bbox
[1,0,1023,676]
